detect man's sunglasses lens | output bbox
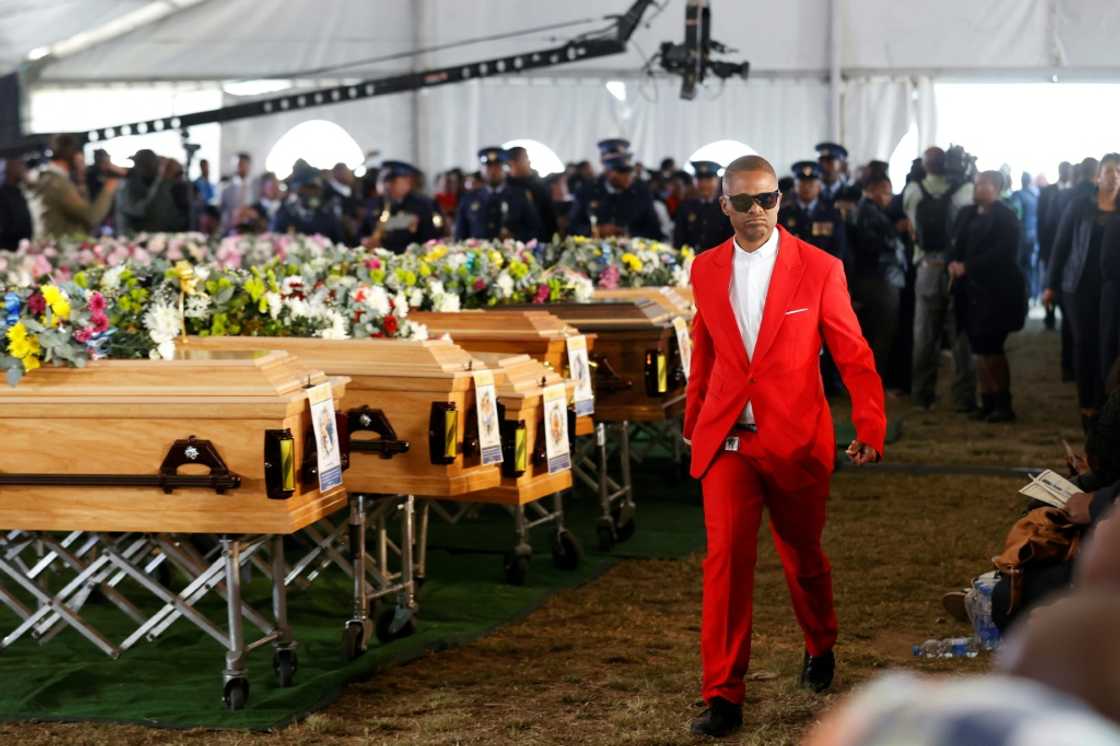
[728,191,780,212]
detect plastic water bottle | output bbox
[912,636,980,658]
[966,572,1002,651]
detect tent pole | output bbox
[829,0,842,142]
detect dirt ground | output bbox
[4,319,1078,745]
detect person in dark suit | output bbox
[672,160,733,252]
[359,160,442,254]
[816,142,850,203]
[1046,158,1098,380]
[0,158,32,250]
[850,174,907,376]
[1044,155,1118,433]
[778,161,849,262]
[568,139,664,240]
[455,147,542,242]
[506,146,556,242]
[273,161,344,243]
[948,170,1027,422]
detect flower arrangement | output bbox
[0,282,118,385]
[552,236,693,289]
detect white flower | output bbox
[319,310,350,340]
[193,265,211,282]
[285,298,310,320]
[185,292,212,320]
[408,288,425,308]
[393,291,410,318]
[428,280,446,297]
[447,253,467,271]
[572,274,594,303]
[496,271,514,299]
[264,291,282,319]
[362,285,391,317]
[100,265,125,291]
[406,321,429,341]
[436,293,461,313]
[143,302,179,359]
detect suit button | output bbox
[749,377,757,384]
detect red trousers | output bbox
[699,430,838,704]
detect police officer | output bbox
[506,145,556,241]
[816,141,850,203]
[568,139,664,240]
[778,161,849,261]
[359,160,442,254]
[274,160,344,243]
[672,160,732,252]
[455,146,542,242]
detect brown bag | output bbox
[991,507,1081,615]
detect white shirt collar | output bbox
[733,227,779,261]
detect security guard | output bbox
[778,160,849,262]
[672,160,732,252]
[816,141,850,203]
[274,160,344,243]
[359,160,442,254]
[454,146,542,242]
[568,139,664,239]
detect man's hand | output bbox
[948,261,967,279]
[1065,492,1093,525]
[1041,288,1056,309]
[846,440,879,465]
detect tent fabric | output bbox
[24,0,1120,83]
[842,77,913,167]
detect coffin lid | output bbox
[506,298,672,330]
[411,309,579,341]
[592,287,693,319]
[470,351,573,403]
[186,335,481,381]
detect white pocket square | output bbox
[785,307,809,315]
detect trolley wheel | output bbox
[596,523,616,552]
[612,505,636,543]
[552,530,583,571]
[503,552,530,586]
[273,649,297,688]
[223,677,250,711]
[375,607,417,643]
[342,621,366,661]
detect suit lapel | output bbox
[707,239,750,372]
[751,228,805,366]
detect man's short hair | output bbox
[50,134,79,163]
[506,146,528,160]
[236,151,251,161]
[722,155,777,186]
[863,174,892,191]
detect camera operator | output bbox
[31,134,121,239]
[902,146,977,412]
[114,149,186,236]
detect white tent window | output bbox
[265,120,364,179]
[685,140,756,171]
[888,121,919,187]
[501,139,564,176]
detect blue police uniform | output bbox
[778,160,849,261]
[454,147,542,242]
[672,160,732,252]
[357,161,442,254]
[816,141,850,203]
[273,163,345,242]
[568,144,664,240]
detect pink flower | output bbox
[73,327,93,344]
[31,255,52,280]
[366,258,381,270]
[533,284,550,303]
[27,292,45,316]
[90,311,110,333]
[599,264,621,290]
[88,292,106,312]
[473,278,487,291]
[132,248,152,267]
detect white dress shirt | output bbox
[728,227,780,425]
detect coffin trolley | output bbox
[0,350,348,709]
[415,351,582,586]
[508,298,690,549]
[188,336,506,598]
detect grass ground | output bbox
[2,319,1075,745]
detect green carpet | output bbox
[0,466,704,730]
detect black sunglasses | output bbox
[724,190,781,212]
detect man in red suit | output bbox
[685,155,886,737]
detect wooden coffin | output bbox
[465,352,574,506]
[592,287,694,319]
[412,310,596,438]
[0,350,348,534]
[186,337,502,498]
[509,299,687,422]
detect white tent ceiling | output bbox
[7,0,1120,83]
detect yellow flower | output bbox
[489,250,504,268]
[680,247,695,260]
[6,322,41,367]
[173,260,199,295]
[40,284,71,321]
[621,253,643,272]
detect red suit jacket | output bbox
[684,228,886,486]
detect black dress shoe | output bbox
[690,696,742,737]
[799,649,835,693]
